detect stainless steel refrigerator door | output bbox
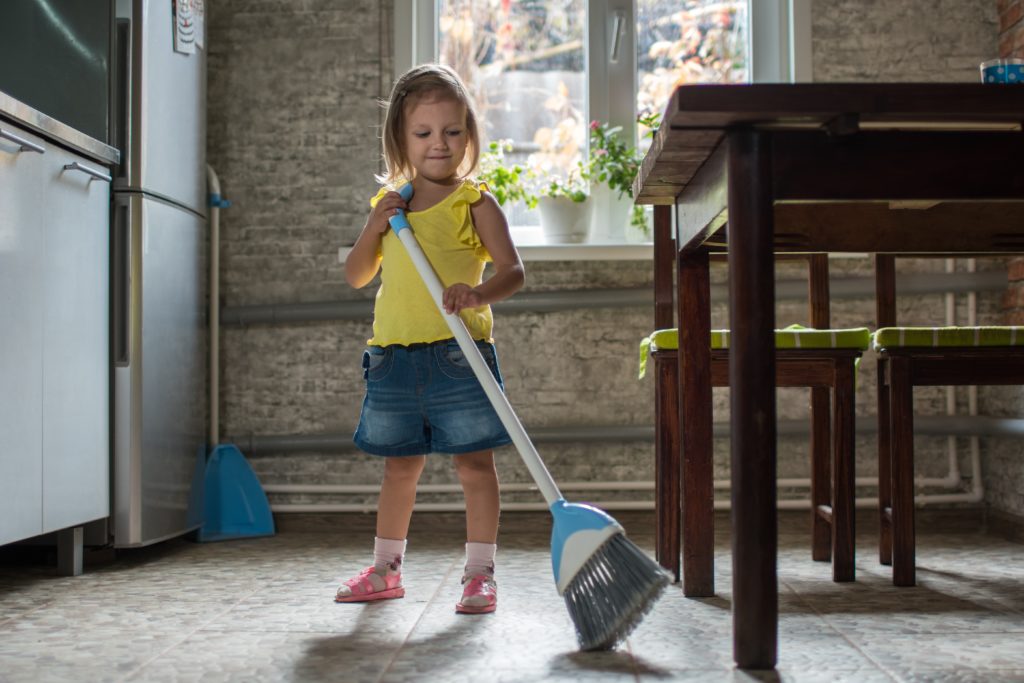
[113,193,206,547]
[116,0,206,214]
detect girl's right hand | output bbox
[367,191,409,236]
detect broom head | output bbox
[550,500,671,650]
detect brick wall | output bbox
[814,0,996,82]
[998,0,1024,57]
[207,1,1012,516]
[991,0,1024,520]
[1000,2,1024,324]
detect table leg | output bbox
[655,352,681,582]
[679,247,713,597]
[890,354,916,587]
[810,386,832,562]
[653,204,679,580]
[809,254,832,563]
[875,255,897,568]
[831,358,856,582]
[877,358,894,566]
[727,129,778,670]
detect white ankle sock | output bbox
[464,542,497,576]
[373,537,406,571]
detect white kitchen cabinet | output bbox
[41,141,111,533]
[0,123,46,546]
[0,118,110,550]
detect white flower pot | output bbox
[537,196,593,244]
[587,184,629,243]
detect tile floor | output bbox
[1,510,1023,682]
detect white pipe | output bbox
[262,475,967,497]
[263,482,654,495]
[942,259,963,488]
[962,258,985,505]
[270,497,904,514]
[896,257,986,506]
[207,165,221,446]
[271,501,657,513]
[915,259,985,506]
[960,437,985,504]
[271,498,869,514]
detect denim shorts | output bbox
[353,339,513,457]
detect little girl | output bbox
[337,64,524,614]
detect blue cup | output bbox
[980,58,1024,84]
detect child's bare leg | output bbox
[336,455,424,603]
[376,455,426,540]
[454,449,500,613]
[453,449,500,543]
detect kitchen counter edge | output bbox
[0,90,119,166]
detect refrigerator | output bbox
[111,0,207,547]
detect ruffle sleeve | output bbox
[369,186,390,208]
[451,181,492,261]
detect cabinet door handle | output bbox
[0,127,45,153]
[63,161,112,183]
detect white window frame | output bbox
[394,1,813,98]
[392,0,811,253]
[393,1,638,154]
[752,0,813,83]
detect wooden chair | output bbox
[641,252,868,593]
[874,255,1024,586]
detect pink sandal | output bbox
[335,565,404,603]
[456,573,497,614]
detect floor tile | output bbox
[0,512,1022,682]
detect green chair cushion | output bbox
[639,325,871,378]
[873,326,1024,351]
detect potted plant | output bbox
[478,138,593,244]
[533,165,592,244]
[476,140,535,209]
[521,87,596,243]
[478,113,658,244]
[587,118,652,241]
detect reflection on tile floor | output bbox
[1,511,1023,682]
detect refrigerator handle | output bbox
[112,199,131,366]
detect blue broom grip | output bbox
[387,183,415,233]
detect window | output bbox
[394,0,809,247]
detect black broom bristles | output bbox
[562,533,671,651]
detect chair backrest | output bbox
[650,204,833,331]
[875,254,898,327]
[808,253,830,329]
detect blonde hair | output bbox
[379,63,481,185]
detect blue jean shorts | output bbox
[353,339,513,457]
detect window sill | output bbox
[513,242,652,261]
[337,241,652,263]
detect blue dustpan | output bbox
[197,444,275,542]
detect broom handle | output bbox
[392,225,564,507]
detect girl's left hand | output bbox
[443,283,482,314]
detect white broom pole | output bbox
[393,227,563,506]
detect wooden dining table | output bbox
[633,83,1024,670]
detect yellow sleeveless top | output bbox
[367,180,494,346]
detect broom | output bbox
[387,183,670,650]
